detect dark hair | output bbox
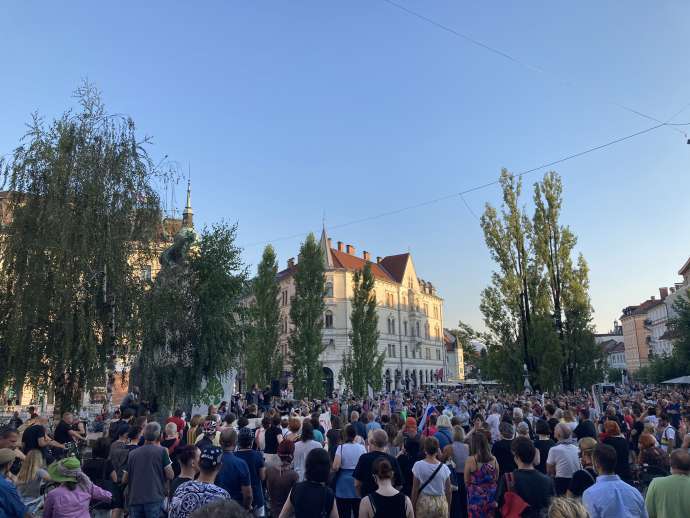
[670,449,690,472]
[301,422,315,442]
[535,419,550,436]
[544,404,556,416]
[177,445,199,466]
[373,457,394,480]
[189,498,248,518]
[237,416,249,429]
[330,415,341,429]
[404,437,420,458]
[122,408,135,421]
[423,436,440,456]
[224,413,236,426]
[344,424,357,443]
[429,414,437,426]
[511,437,536,464]
[310,413,320,428]
[261,417,271,429]
[174,409,183,418]
[360,413,369,425]
[92,437,111,459]
[578,408,590,419]
[127,425,142,440]
[593,444,618,474]
[0,426,18,439]
[305,447,331,483]
[272,416,281,427]
[469,432,492,463]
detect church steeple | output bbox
[182,179,193,229]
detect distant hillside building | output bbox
[277,229,446,394]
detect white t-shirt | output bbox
[293,440,323,481]
[412,460,451,496]
[660,426,676,453]
[335,442,366,470]
[546,443,580,478]
[486,414,501,443]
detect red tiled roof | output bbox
[331,249,396,282]
[379,253,409,283]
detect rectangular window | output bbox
[405,345,409,358]
[282,290,288,306]
[426,348,431,360]
[436,350,441,360]
[403,321,407,336]
[424,303,429,316]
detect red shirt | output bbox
[166,416,185,433]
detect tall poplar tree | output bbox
[246,245,282,389]
[288,233,326,399]
[0,84,160,412]
[340,263,384,396]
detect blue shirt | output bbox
[234,449,265,508]
[215,452,251,505]
[582,475,648,518]
[366,422,381,433]
[0,475,27,518]
[434,428,453,450]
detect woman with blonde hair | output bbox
[15,449,50,512]
[547,496,588,518]
[566,437,597,498]
[285,417,302,442]
[186,414,202,444]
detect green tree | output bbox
[0,84,161,412]
[340,263,385,396]
[246,245,283,389]
[134,223,247,408]
[289,233,326,400]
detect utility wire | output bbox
[380,0,685,136]
[239,120,689,248]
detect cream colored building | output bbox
[620,299,658,372]
[277,229,446,393]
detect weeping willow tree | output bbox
[0,84,162,412]
[133,222,248,409]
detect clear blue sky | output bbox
[2,1,689,333]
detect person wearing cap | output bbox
[122,422,174,518]
[234,427,266,517]
[169,446,230,518]
[0,448,29,518]
[195,419,220,450]
[215,429,252,510]
[42,455,112,518]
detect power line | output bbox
[239,120,689,248]
[380,0,685,136]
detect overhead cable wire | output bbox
[239,120,689,248]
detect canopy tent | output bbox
[661,375,690,385]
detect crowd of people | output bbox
[1,382,690,517]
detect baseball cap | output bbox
[199,446,223,469]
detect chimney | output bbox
[363,251,370,262]
[288,258,295,268]
[376,256,383,263]
[346,244,355,255]
[660,287,669,300]
[337,241,344,252]
[327,238,332,248]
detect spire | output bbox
[319,225,334,268]
[182,179,193,229]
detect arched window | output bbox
[325,310,334,329]
[416,322,420,337]
[403,321,408,336]
[325,282,333,297]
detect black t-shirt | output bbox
[500,469,555,518]
[632,421,645,452]
[492,439,517,477]
[573,420,597,441]
[22,424,46,453]
[54,420,73,445]
[534,439,555,474]
[264,426,282,455]
[568,467,596,497]
[82,457,115,482]
[603,436,631,481]
[326,429,341,460]
[396,452,420,497]
[353,451,403,497]
[290,481,334,518]
[171,476,193,496]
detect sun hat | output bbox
[47,456,93,489]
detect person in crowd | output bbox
[442,425,468,518]
[434,415,453,451]
[0,427,24,468]
[196,419,220,449]
[215,428,252,510]
[310,414,325,445]
[279,448,337,518]
[601,420,632,482]
[161,422,182,476]
[645,449,690,518]
[82,437,119,516]
[422,414,438,438]
[411,436,451,518]
[189,498,250,518]
[15,448,49,512]
[546,423,580,495]
[21,415,64,459]
[332,424,366,518]
[0,448,30,518]
[255,417,269,452]
[187,415,203,445]
[492,422,517,478]
[293,422,322,482]
[534,419,555,475]
[326,415,342,461]
[637,433,669,471]
[560,410,578,433]
[122,421,174,518]
[169,446,230,518]
[464,430,498,518]
[266,440,298,518]
[656,414,676,454]
[234,427,266,517]
[365,412,381,434]
[350,412,367,443]
[397,436,421,497]
[566,437,597,498]
[384,423,400,458]
[125,425,143,452]
[43,455,112,518]
[264,415,284,468]
[547,497,589,518]
[285,418,302,443]
[354,429,403,499]
[496,437,554,518]
[359,457,414,518]
[170,444,199,496]
[486,404,502,443]
[573,408,597,441]
[582,443,646,518]
[166,409,186,434]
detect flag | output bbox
[418,403,435,434]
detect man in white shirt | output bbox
[486,404,502,443]
[546,423,580,495]
[658,414,676,454]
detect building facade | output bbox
[277,229,446,394]
[620,299,659,372]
